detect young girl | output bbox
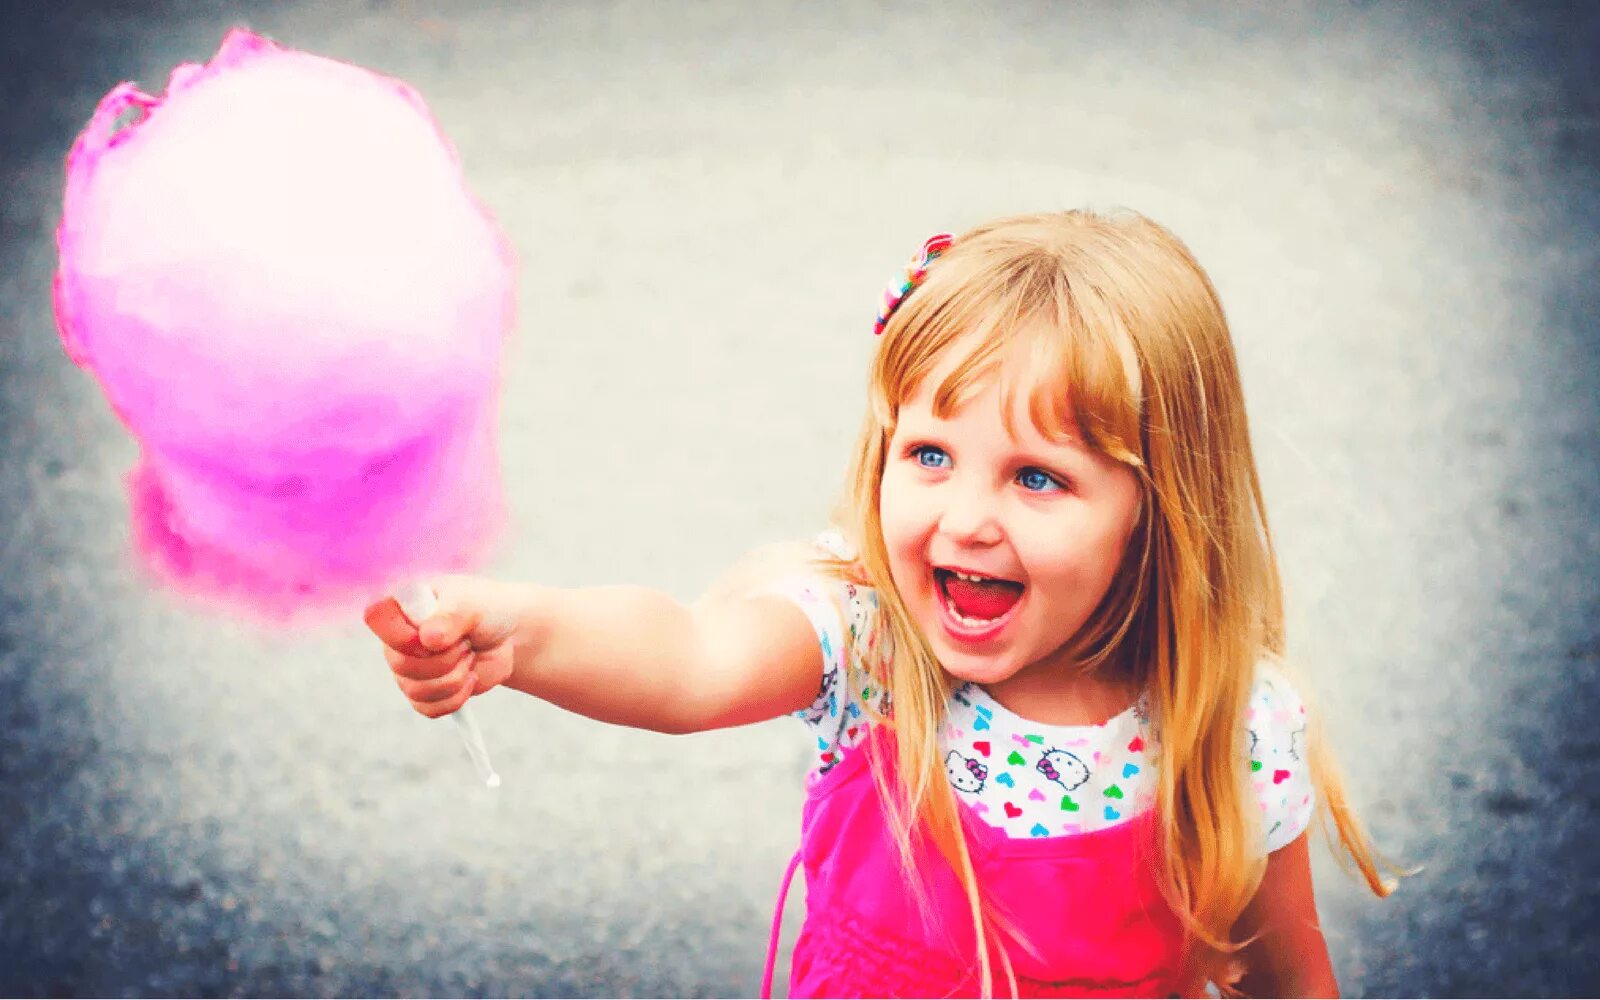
[365,210,1397,998]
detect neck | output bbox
[982,661,1141,727]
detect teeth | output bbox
[953,570,990,583]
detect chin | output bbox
[937,654,1027,687]
[918,616,1029,685]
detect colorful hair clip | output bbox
[873,232,954,336]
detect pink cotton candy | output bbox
[54,28,515,624]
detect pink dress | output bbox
[762,731,1187,998]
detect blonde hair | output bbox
[804,209,1402,993]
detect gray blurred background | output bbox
[1,0,1596,996]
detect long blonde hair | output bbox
[809,209,1400,993]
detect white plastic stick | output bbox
[391,580,502,788]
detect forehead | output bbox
[899,332,1085,450]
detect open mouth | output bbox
[933,568,1025,631]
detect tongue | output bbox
[944,576,1022,620]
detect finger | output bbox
[412,668,477,718]
[364,597,430,657]
[385,640,472,682]
[397,650,476,703]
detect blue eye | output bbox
[1018,468,1065,493]
[911,445,950,469]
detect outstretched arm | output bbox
[508,584,825,733]
[367,575,825,736]
[1232,831,1339,997]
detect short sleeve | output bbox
[1245,666,1316,854]
[761,532,891,778]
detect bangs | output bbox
[873,248,1145,469]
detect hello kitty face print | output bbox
[946,750,989,793]
[1035,748,1091,791]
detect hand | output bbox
[363,575,520,718]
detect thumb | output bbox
[417,607,477,653]
[392,579,477,653]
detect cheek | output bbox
[878,472,932,546]
[1018,517,1128,594]
[1020,546,1081,595]
[878,481,934,595]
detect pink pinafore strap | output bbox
[761,849,804,998]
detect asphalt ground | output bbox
[1,1,1597,996]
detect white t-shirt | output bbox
[768,532,1316,855]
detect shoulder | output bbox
[762,530,886,658]
[761,531,892,772]
[1244,662,1315,854]
[1244,663,1309,759]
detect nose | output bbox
[937,478,1003,547]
